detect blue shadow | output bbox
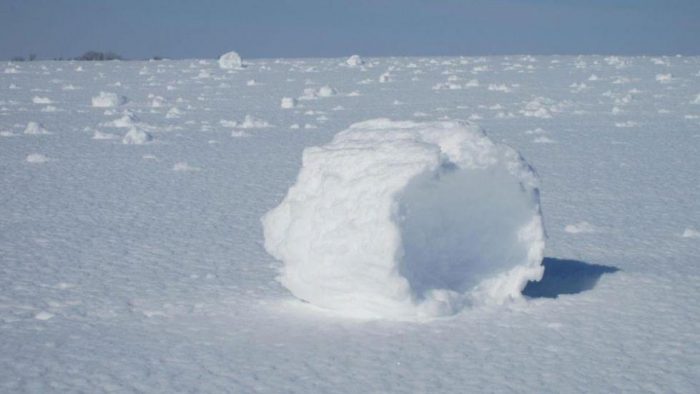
[522,257,619,299]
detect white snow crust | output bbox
[263,119,545,319]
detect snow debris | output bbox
[262,119,545,320]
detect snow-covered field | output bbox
[1,55,699,392]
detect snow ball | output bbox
[317,85,338,97]
[239,115,271,129]
[172,162,200,172]
[122,128,153,145]
[280,97,297,109]
[655,73,673,83]
[564,221,597,234]
[262,119,545,320]
[533,136,556,144]
[682,228,700,239]
[165,107,182,119]
[346,55,365,67]
[26,153,50,163]
[24,121,49,135]
[92,130,119,140]
[34,311,54,320]
[32,96,53,104]
[92,92,126,108]
[231,130,251,138]
[218,51,244,70]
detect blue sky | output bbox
[1,0,699,59]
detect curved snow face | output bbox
[218,51,243,70]
[262,119,545,320]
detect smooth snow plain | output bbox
[1,55,699,393]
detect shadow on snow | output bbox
[522,257,619,299]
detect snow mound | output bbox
[92,92,126,108]
[218,51,244,70]
[262,119,545,320]
[346,55,365,67]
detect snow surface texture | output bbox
[1,55,699,392]
[218,51,243,70]
[263,119,545,319]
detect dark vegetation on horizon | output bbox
[9,51,165,62]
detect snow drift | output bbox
[262,119,545,320]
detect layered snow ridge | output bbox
[262,119,545,320]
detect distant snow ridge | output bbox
[92,92,126,108]
[262,119,545,320]
[218,51,244,70]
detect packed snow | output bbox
[1,55,699,393]
[263,119,544,319]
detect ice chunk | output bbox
[218,51,244,70]
[262,119,545,320]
